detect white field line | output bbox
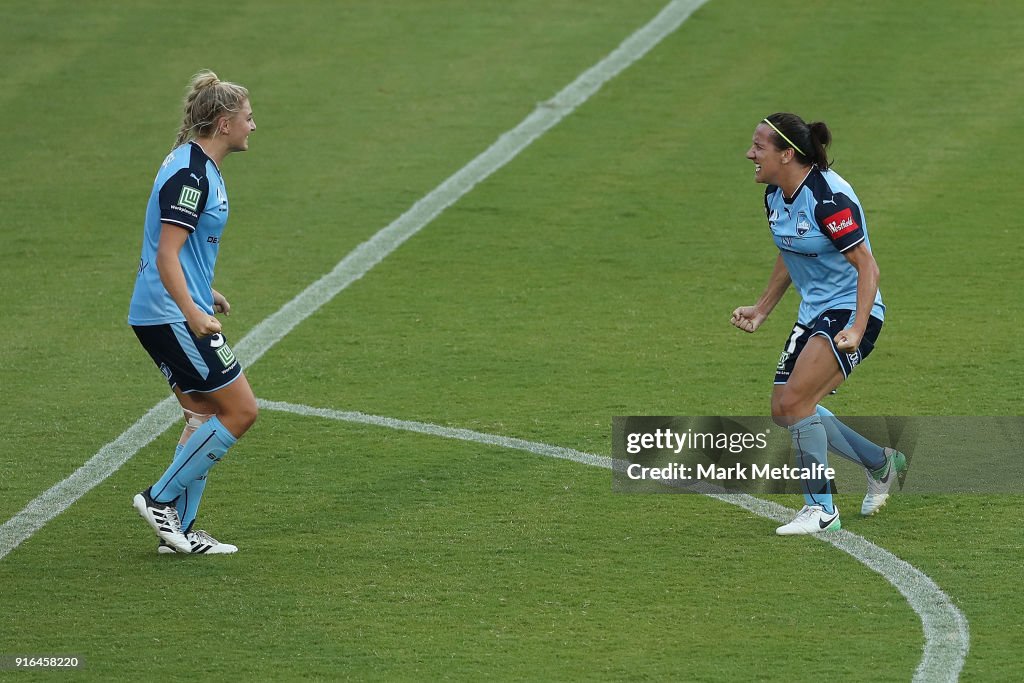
[0,0,709,557]
[227,0,712,371]
[259,399,970,683]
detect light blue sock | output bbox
[167,448,207,532]
[152,416,237,503]
[789,414,834,514]
[179,475,208,533]
[170,444,210,533]
[171,444,185,513]
[816,405,886,471]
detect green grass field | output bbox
[1,0,1022,680]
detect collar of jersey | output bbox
[781,167,815,204]
[189,140,222,173]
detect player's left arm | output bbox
[211,288,231,315]
[835,243,879,353]
[815,193,877,352]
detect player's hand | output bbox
[187,308,222,338]
[731,306,766,333]
[834,327,862,353]
[212,289,231,316]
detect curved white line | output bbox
[257,399,969,683]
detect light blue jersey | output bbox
[128,142,229,325]
[764,168,884,325]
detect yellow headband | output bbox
[762,118,805,157]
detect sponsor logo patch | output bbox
[215,343,236,368]
[177,185,202,212]
[823,207,859,239]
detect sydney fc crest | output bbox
[796,211,811,236]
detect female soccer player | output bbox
[128,70,257,554]
[731,112,906,535]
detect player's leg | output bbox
[773,335,845,535]
[816,403,886,470]
[150,373,257,505]
[813,376,907,517]
[172,389,217,534]
[166,390,247,555]
[132,324,254,553]
[154,395,216,554]
[808,313,906,516]
[131,324,198,551]
[150,376,255,554]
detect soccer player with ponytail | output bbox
[128,70,257,553]
[731,113,906,535]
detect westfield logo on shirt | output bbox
[824,208,859,238]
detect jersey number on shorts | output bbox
[778,324,803,371]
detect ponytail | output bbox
[763,113,832,170]
[806,121,832,170]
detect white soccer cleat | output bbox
[133,490,191,553]
[776,504,841,535]
[861,449,908,516]
[158,529,238,555]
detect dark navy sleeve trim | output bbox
[814,192,865,252]
[161,218,197,233]
[158,167,210,232]
[837,235,866,253]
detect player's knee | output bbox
[244,402,259,430]
[771,392,806,427]
[212,391,259,438]
[234,400,259,434]
[770,394,786,424]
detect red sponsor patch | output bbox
[823,208,859,239]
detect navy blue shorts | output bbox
[774,309,883,384]
[133,322,243,394]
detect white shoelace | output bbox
[158,504,184,534]
[792,505,819,522]
[190,530,217,546]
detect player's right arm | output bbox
[156,223,221,337]
[731,254,792,333]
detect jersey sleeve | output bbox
[814,193,865,252]
[158,168,210,232]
